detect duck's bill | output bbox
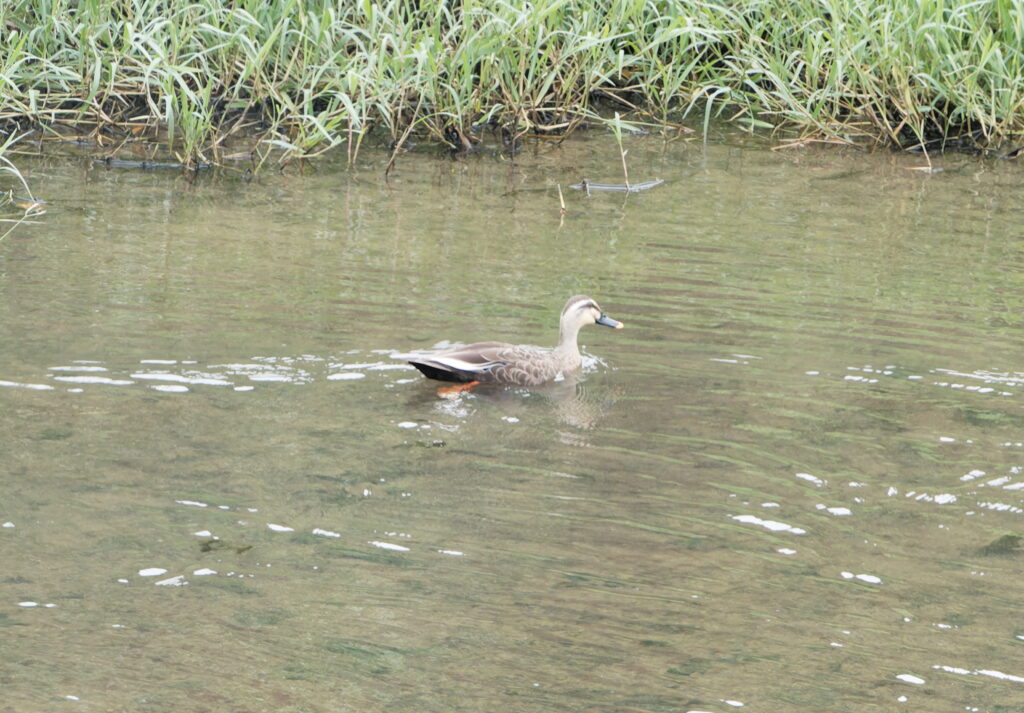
[596,314,624,329]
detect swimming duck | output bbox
[408,295,623,387]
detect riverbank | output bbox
[1,0,1022,178]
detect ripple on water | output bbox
[840,363,1018,397]
[0,350,431,396]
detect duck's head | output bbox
[561,295,624,332]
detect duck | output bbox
[408,295,623,387]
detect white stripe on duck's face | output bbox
[562,296,602,325]
[561,295,623,330]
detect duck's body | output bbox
[408,296,623,387]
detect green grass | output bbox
[0,0,1022,173]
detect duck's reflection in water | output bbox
[416,373,620,438]
[540,378,619,433]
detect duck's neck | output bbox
[554,322,583,363]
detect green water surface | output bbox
[2,130,1024,712]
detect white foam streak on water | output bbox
[902,491,958,505]
[247,372,301,382]
[841,364,1019,397]
[369,541,410,552]
[729,514,806,535]
[895,673,925,685]
[155,575,187,586]
[130,372,233,386]
[48,365,108,372]
[934,665,1024,683]
[976,669,1024,683]
[983,476,1013,487]
[0,379,54,390]
[976,501,1024,514]
[933,367,1024,389]
[842,572,882,584]
[52,376,135,385]
[208,362,275,371]
[795,472,825,486]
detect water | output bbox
[3,131,1024,712]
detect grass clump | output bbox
[0,0,1022,171]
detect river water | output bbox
[2,129,1024,712]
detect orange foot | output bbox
[437,380,479,398]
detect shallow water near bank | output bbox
[3,130,1024,712]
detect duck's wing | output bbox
[484,345,562,386]
[408,342,515,383]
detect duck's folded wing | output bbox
[408,342,511,382]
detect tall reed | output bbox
[0,0,1021,168]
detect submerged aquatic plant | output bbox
[0,0,1021,169]
[0,138,44,241]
